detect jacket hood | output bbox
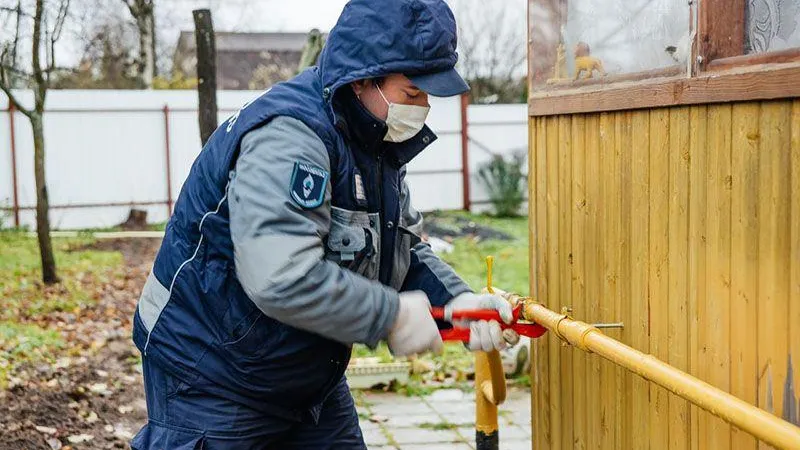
[318,0,461,105]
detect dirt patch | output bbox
[423,214,513,242]
[1,238,159,449]
[68,238,160,269]
[0,343,148,449]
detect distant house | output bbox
[173,31,325,90]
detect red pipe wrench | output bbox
[430,304,548,342]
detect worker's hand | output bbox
[445,292,519,352]
[388,291,443,357]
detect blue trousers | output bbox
[131,359,366,449]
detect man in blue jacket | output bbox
[131,0,517,448]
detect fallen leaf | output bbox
[67,434,94,444]
[8,377,24,389]
[88,383,111,395]
[104,425,114,433]
[411,359,434,374]
[117,405,133,414]
[95,370,108,378]
[35,425,58,435]
[369,414,388,423]
[46,438,61,450]
[85,411,98,423]
[113,426,133,440]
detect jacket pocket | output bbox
[219,281,276,358]
[220,306,263,346]
[130,422,205,450]
[326,207,379,279]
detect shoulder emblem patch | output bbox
[290,161,329,209]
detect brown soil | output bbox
[0,238,160,450]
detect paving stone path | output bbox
[353,387,532,450]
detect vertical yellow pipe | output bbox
[475,256,506,450]
[475,350,505,450]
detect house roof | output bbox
[173,30,328,90]
[176,31,326,54]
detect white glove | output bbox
[387,291,443,357]
[445,292,519,352]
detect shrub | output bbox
[477,152,527,217]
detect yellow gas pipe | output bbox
[514,297,800,450]
[473,256,507,450]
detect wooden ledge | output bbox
[529,62,800,117]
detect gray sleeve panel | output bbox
[399,177,472,300]
[228,116,399,347]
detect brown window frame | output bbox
[528,0,800,116]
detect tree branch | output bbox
[0,82,33,118]
[9,0,22,71]
[119,0,136,16]
[455,2,480,80]
[52,0,70,43]
[0,62,34,79]
[0,5,31,17]
[44,0,70,82]
[44,12,52,84]
[44,65,73,74]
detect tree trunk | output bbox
[31,112,58,284]
[149,10,157,82]
[120,208,148,230]
[193,9,218,146]
[137,12,155,88]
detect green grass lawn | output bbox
[0,232,123,320]
[428,210,530,295]
[0,231,125,386]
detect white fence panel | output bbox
[467,104,529,212]
[1,90,528,229]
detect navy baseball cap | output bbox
[408,68,470,97]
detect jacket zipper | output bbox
[376,151,383,278]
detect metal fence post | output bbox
[163,104,173,216]
[460,93,471,211]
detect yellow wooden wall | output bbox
[528,99,800,450]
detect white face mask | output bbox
[377,84,430,143]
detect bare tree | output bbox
[55,13,141,89]
[120,0,154,87]
[0,0,71,284]
[450,0,528,103]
